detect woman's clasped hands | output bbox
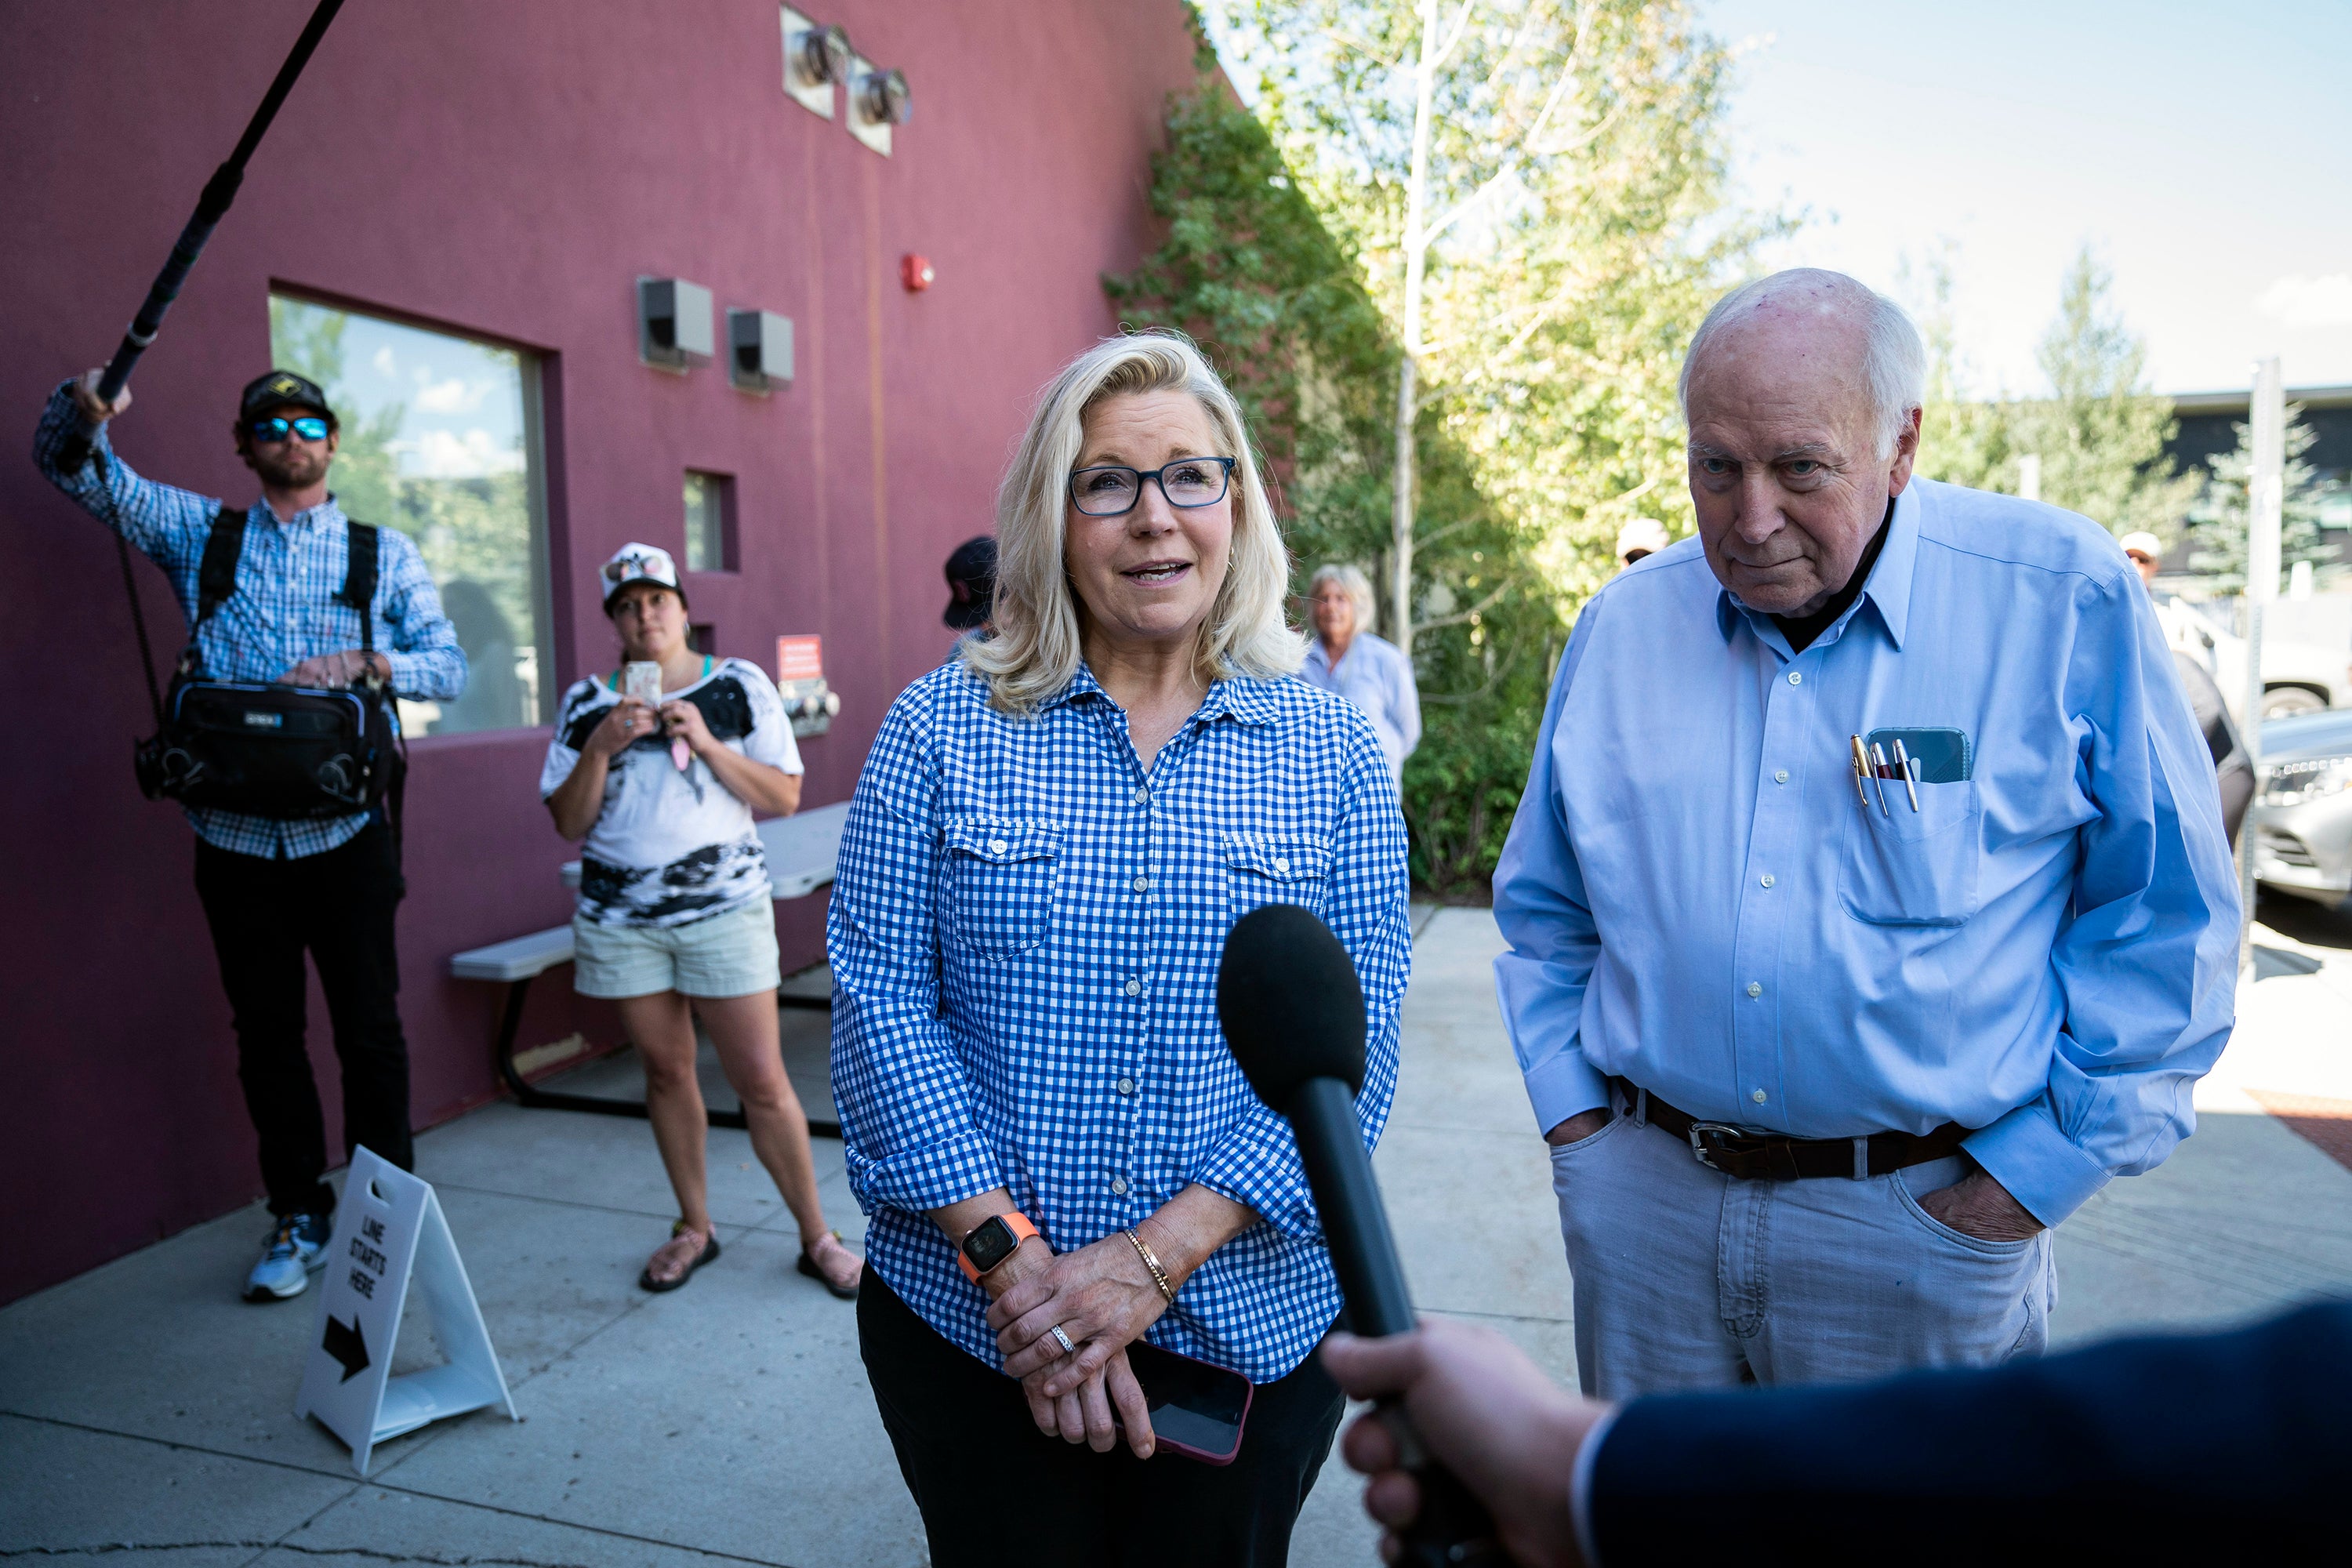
[985,1230,1173,1458]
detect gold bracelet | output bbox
[1124,1226,1175,1304]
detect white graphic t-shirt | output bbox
[539,656,804,927]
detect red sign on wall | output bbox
[775,635,824,684]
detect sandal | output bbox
[639,1221,720,1293]
[797,1229,863,1301]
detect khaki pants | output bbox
[1549,1091,2055,1399]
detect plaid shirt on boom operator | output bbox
[35,383,466,858]
[829,659,1412,1382]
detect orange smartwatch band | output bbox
[957,1210,1040,1282]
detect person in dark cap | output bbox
[942,535,997,642]
[36,365,465,1305]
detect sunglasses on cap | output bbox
[249,416,331,443]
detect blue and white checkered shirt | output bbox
[36,382,466,858]
[829,659,1411,1381]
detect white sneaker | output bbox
[244,1213,330,1302]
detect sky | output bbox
[1204,2,2352,398]
[1704,0,2352,397]
[271,299,527,480]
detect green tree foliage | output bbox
[1913,248,2195,539]
[1109,69,1560,892]
[2183,412,2336,593]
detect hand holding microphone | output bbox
[1218,905,1507,1568]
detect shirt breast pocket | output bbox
[1222,832,1333,926]
[1838,781,1980,927]
[940,817,1063,955]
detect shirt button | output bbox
[1774,769,1789,784]
[1134,786,1150,804]
[988,837,1007,855]
[1116,1076,1137,1096]
[1132,874,1151,894]
[1273,856,1290,873]
[1751,1088,1769,1105]
[1787,670,1802,686]
[1123,978,1142,996]
[1747,982,1763,997]
[1110,1177,1129,1196]
[1759,873,1775,888]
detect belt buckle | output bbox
[1686,1122,1749,1174]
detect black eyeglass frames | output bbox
[1067,456,1236,517]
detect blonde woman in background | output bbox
[1301,562,1420,789]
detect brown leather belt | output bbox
[1613,1078,1969,1181]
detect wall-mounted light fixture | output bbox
[846,54,910,156]
[638,277,714,371]
[899,255,934,293]
[780,5,851,119]
[727,308,793,393]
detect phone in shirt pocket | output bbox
[940,816,1063,954]
[1839,728,1980,928]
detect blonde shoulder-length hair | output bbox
[962,331,1303,714]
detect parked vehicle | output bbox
[2153,598,2349,719]
[2250,709,2352,910]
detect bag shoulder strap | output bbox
[339,520,379,655]
[195,503,248,625]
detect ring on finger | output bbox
[1048,1323,1076,1356]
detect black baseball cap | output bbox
[942,535,997,630]
[238,369,336,426]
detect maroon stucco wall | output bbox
[0,0,1202,1302]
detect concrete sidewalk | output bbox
[7,906,2351,1566]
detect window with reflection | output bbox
[269,294,552,735]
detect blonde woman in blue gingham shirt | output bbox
[830,333,1410,1566]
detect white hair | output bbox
[962,331,1302,714]
[1308,562,1377,633]
[1678,269,1926,459]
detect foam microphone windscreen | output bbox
[1218,903,1367,1105]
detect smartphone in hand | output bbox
[1118,1341,1254,1465]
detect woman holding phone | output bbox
[542,543,862,1299]
[829,335,1411,1566]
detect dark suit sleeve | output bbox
[1588,1301,2350,1566]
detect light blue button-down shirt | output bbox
[1493,478,2238,1225]
[1300,631,1421,782]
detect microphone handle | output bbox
[1287,1077,1508,1566]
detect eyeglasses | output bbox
[1067,457,1236,517]
[249,416,330,443]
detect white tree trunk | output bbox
[1392,0,1440,657]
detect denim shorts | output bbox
[572,894,780,1000]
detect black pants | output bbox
[192,821,412,1219]
[858,1266,1345,1567]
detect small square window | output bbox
[684,470,735,572]
[689,622,717,655]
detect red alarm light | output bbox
[900,254,935,292]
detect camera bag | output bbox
[129,503,404,822]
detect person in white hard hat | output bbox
[1615,517,1671,568]
[2118,531,2164,589]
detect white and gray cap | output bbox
[600,542,688,611]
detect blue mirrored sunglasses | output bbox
[249,415,331,443]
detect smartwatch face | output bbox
[964,1216,1020,1275]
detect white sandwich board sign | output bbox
[294,1146,517,1473]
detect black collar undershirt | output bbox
[1769,501,1895,654]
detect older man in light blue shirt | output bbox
[1494,270,2238,1399]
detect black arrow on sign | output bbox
[322,1313,369,1382]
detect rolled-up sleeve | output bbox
[1193,735,1412,1239]
[828,686,1007,1216]
[1965,574,2240,1225]
[1492,608,1613,1136]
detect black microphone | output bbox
[1219,904,1504,1568]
